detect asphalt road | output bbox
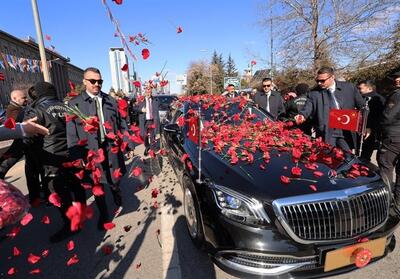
[1,148,399,279]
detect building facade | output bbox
[0,30,83,108]
[109,47,133,95]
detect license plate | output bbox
[324,237,386,272]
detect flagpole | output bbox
[31,0,51,82]
[196,101,203,184]
[358,97,371,157]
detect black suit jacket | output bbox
[300,80,365,147]
[67,92,131,185]
[362,91,385,131]
[253,90,285,120]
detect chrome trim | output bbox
[273,184,390,244]
[215,250,317,276]
[210,183,271,223]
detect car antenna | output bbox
[196,100,203,184]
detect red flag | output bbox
[188,116,199,144]
[251,60,257,66]
[45,34,51,41]
[328,109,362,132]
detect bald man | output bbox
[6,89,28,120]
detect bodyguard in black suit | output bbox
[296,67,364,151]
[357,80,385,161]
[253,78,285,120]
[378,71,400,206]
[67,67,132,229]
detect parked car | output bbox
[161,95,400,278]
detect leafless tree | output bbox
[259,0,400,71]
[186,60,212,95]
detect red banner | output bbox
[329,109,362,132]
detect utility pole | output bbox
[31,0,51,82]
[270,1,274,78]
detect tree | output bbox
[210,51,225,94]
[186,60,211,95]
[260,0,400,71]
[225,54,238,77]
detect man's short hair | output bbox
[227,84,235,87]
[84,67,101,75]
[357,80,375,90]
[262,77,272,83]
[317,66,334,75]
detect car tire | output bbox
[182,176,205,249]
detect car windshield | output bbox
[188,101,270,124]
[155,96,177,110]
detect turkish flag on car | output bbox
[329,109,362,132]
[187,116,199,144]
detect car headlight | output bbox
[210,183,270,226]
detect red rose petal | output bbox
[313,171,324,178]
[67,240,75,251]
[29,269,41,275]
[102,245,113,255]
[112,168,123,180]
[92,185,105,196]
[13,247,21,256]
[141,48,150,60]
[7,267,16,275]
[67,254,79,266]
[41,215,51,224]
[48,193,61,207]
[20,213,33,226]
[131,167,142,177]
[309,185,317,192]
[103,222,116,231]
[136,262,142,270]
[41,249,49,258]
[27,253,41,264]
[280,175,291,184]
[4,118,16,129]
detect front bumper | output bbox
[201,201,400,279]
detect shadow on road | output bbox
[171,216,217,279]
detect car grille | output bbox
[278,187,390,241]
[218,251,318,271]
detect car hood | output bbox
[195,148,381,202]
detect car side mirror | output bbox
[163,123,181,134]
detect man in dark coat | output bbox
[295,67,364,151]
[357,80,385,161]
[222,84,240,98]
[378,71,400,206]
[133,87,160,156]
[24,81,86,242]
[67,67,131,229]
[0,87,47,205]
[253,78,285,120]
[285,83,312,135]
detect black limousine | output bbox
[161,95,400,278]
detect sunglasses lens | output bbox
[87,79,103,85]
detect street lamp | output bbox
[199,49,213,94]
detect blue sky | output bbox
[0,0,270,93]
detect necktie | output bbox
[328,88,340,109]
[266,93,270,112]
[94,96,105,143]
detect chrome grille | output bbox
[276,186,390,241]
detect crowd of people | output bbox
[1,65,400,242]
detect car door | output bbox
[164,109,185,173]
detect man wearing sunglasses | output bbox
[253,77,285,120]
[67,67,132,230]
[295,66,364,151]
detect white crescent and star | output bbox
[337,114,350,125]
[190,123,197,137]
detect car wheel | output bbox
[183,176,205,248]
